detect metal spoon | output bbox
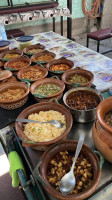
[59,133,85,194]
[16,118,64,128]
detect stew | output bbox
[34,84,61,96]
[50,64,70,71]
[68,74,88,84]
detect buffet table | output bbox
[1,32,112,200]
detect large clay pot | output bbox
[36,140,102,200]
[92,97,112,163]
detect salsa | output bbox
[0,88,25,101]
[21,68,44,80]
[7,60,29,70]
[66,90,100,110]
[34,84,61,96]
[3,53,20,59]
[33,54,54,62]
[27,48,43,54]
[68,74,88,84]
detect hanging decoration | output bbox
[82,0,100,19]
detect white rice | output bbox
[23,110,66,142]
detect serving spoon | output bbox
[16,118,64,128]
[59,133,85,194]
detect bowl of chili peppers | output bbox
[63,87,103,123]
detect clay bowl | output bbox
[17,65,48,84]
[22,43,45,55]
[31,50,56,65]
[30,78,65,103]
[0,82,29,110]
[92,97,112,162]
[4,56,31,72]
[0,70,12,81]
[46,57,74,79]
[62,69,94,90]
[15,102,73,150]
[63,87,103,123]
[0,49,23,61]
[37,140,102,200]
[0,61,5,68]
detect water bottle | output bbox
[0,23,7,40]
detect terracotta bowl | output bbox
[46,57,74,79]
[31,50,56,64]
[0,70,12,81]
[22,43,45,55]
[17,65,48,83]
[15,102,73,150]
[37,140,102,200]
[92,97,112,162]
[30,78,65,103]
[0,49,23,61]
[0,61,5,68]
[62,69,94,90]
[0,82,29,110]
[4,56,31,72]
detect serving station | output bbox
[0,31,112,200]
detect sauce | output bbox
[34,84,61,96]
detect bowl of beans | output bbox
[36,140,102,200]
[63,87,103,123]
[4,56,31,72]
[15,102,73,150]
[22,43,45,55]
[92,97,112,163]
[31,50,56,65]
[30,77,65,102]
[0,49,23,61]
[62,69,94,90]
[46,57,74,78]
[0,82,29,110]
[17,65,48,84]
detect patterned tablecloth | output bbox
[10,31,112,92]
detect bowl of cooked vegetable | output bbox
[4,56,31,72]
[46,57,74,78]
[30,77,65,102]
[15,102,73,150]
[0,82,29,110]
[63,87,103,123]
[36,140,103,200]
[62,69,94,90]
[22,43,45,55]
[17,65,48,84]
[0,49,23,61]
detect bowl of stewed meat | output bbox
[36,140,102,200]
[63,87,103,123]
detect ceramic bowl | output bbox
[17,65,48,83]
[62,69,94,90]
[15,102,73,150]
[92,97,112,162]
[36,140,102,200]
[31,50,56,64]
[0,49,23,61]
[0,70,12,81]
[22,43,45,55]
[30,77,65,102]
[0,82,29,110]
[4,56,31,72]
[46,57,74,79]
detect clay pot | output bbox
[0,82,29,110]
[92,97,112,163]
[15,102,73,150]
[0,49,23,61]
[22,43,45,55]
[17,65,48,83]
[31,50,56,64]
[62,69,94,90]
[37,140,102,200]
[30,77,65,103]
[46,57,74,79]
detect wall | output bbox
[101,0,112,28]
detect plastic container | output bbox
[0,24,7,40]
[17,35,34,50]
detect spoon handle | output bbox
[16,118,42,123]
[71,133,85,172]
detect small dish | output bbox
[23,43,45,55]
[0,49,23,61]
[0,70,12,81]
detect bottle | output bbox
[0,23,7,40]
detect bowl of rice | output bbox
[15,102,73,150]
